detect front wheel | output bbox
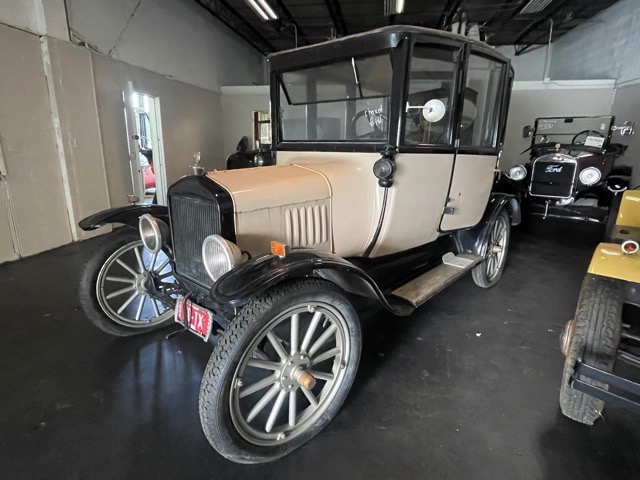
[79,229,176,336]
[472,208,511,288]
[199,279,361,463]
[559,274,623,425]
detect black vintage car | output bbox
[504,115,634,223]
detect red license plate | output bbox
[175,296,213,341]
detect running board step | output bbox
[391,253,483,308]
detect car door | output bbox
[369,41,463,256]
[440,51,509,231]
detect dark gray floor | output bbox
[2,219,640,480]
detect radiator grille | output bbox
[284,204,329,247]
[530,156,577,198]
[169,195,221,287]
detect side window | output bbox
[403,44,460,146]
[460,54,505,148]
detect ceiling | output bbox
[194,0,620,55]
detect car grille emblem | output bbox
[545,165,563,173]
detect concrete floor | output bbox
[2,219,640,480]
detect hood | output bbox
[207,164,331,213]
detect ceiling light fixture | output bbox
[520,0,553,14]
[245,0,278,21]
[384,0,405,16]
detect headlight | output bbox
[622,240,639,255]
[202,235,242,281]
[255,154,265,167]
[508,165,527,181]
[579,167,601,186]
[139,214,169,254]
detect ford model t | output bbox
[78,26,517,463]
[505,115,634,223]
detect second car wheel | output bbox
[199,278,361,463]
[472,208,511,288]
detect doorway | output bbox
[124,83,168,205]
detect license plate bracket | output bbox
[175,295,213,341]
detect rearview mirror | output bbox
[522,125,533,138]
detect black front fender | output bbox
[78,204,169,231]
[210,249,414,316]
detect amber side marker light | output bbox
[622,240,639,254]
[271,241,289,258]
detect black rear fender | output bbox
[453,193,519,257]
[78,205,169,231]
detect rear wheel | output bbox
[199,279,361,463]
[79,229,176,337]
[559,274,623,424]
[472,208,510,288]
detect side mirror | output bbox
[613,121,635,136]
[522,125,533,138]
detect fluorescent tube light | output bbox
[520,0,553,14]
[384,0,405,16]
[245,0,278,20]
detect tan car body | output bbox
[208,150,497,258]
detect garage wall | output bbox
[47,38,111,240]
[220,86,270,156]
[549,0,640,83]
[92,53,226,206]
[65,0,265,92]
[611,84,640,188]
[501,82,616,169]
[0,25,73,261]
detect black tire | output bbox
[472,208,511,288]
[559,274,623,425]
[199,279,361,464]
[79,229,175,337]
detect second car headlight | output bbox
[508,165,527,181]
[579,167,601,186]
[202,235,242,281]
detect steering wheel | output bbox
[572,129,605,145]
[350,109,388,140]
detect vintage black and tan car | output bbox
[77,26,519,463]
[560,189,640,424]
[505,115,634,223]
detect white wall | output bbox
[220,86,270,155]
[0,0,265,91]
[550,0,640,84]
[65,0,265,92]
[495,45,548,82]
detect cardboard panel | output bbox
[0,24,72,256]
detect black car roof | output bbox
[267,25,510,71]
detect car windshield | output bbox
[533,116,613,148]
[278,53,393,142]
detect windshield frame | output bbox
[531,115,615,151]
[272,48,401,150]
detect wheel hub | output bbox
[279,354,313,390]
[135,272,149,294]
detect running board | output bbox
[391,253,483,308]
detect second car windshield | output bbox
[533,116,613,146]
[278,53,393,142]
